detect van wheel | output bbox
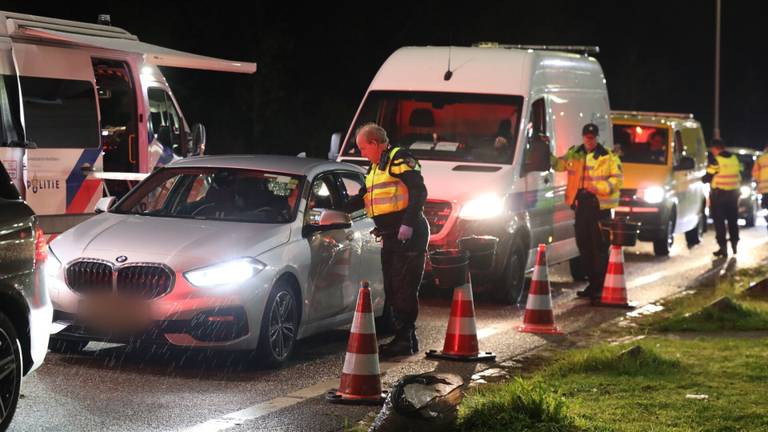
[569,256,588,281]
[653,218,674,256]
[49,338,89,354]
[257,280,299,367]
[496,243,527,305]
[685,209,706,247]
[0,312,22,431]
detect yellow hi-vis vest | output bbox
[364,147,418,217]
[552,145,622,210]
[753,153,768,194]
[708,154,741,190]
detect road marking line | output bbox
[180,361,398,432]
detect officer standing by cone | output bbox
[551,123,622,302]
[704,139,742,256]
[347,123,429,357]
[753,143,768,230]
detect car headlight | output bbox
[184,258,266,288]
[458,194,505,220]
[44,247,62,278]
[740,185,751,200]
[641,186,665,204]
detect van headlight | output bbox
[459,194,505,220]
[740,185,751,199]
[184,258,266,288]
[640,186,665,204]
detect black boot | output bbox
[731,242,738,255]
[410,327,419,353]
[713,247,727,257]
[379,325,415,357]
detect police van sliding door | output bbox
[13,42,102,227]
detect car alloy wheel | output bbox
[267,290,297,362]
[0,313,21,430]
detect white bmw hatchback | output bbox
[46,155,384,365]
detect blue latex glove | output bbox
[397,224,413,241]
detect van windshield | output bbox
[612,124,669,165]
[342,91,524,164]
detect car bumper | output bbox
[27,267,53,374]
[614,201,670,241]
[48,270,272,350]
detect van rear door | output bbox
[13,42,103,231]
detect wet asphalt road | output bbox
[11,220,768,432]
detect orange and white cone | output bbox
[326,280,386,404]
[426,274,495,362]
[517,244,563,335]
[595,245,635,308]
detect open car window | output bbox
[113,167,304,223]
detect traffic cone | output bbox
[426,273,495,362]
[517,244,563,335]
[595,245,635,308]
[326,280,386,404]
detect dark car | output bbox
[0,160,52,431]
[726,147,762,227]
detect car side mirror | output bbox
[675,156,695,171]
[328,132,342,160]
[525,135,552,173]
[191,123,206,156]
[94,197,116,214]
[304,208,352,235]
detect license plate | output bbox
[78,295,153,333]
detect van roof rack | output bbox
[1,10,137,40]
[472,42,599,55]
[612,110,694,120]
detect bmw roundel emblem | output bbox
[116,256,128,263]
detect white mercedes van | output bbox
[334,44,613,303]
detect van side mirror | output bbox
[94,197,116,214]
[674,155,695,171]
[192,123,207,156]
[328,132,342,160]
[524,135,552,173]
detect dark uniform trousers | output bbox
[380,214,429,327]
[574,190,612,294]
[710,189,740,248]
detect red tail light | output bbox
[34,225,47,264]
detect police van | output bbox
[611,111,708,256]
[332,43,613,303]
[0,10,256,235]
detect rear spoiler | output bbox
[5,14,256,74]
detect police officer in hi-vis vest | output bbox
[753,143,768,230]
[551,123,623,302]
[347,123,429,357]
[704,139,742,257]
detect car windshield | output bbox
[113,167,304,223]
[612,124,669,165]
[341,91,524,164]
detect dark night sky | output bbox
[6,1,767,156]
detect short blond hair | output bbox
[355,123,389,145]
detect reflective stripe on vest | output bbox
[755,154,768,194]
[364,147,411,217]
[712,154,741,191]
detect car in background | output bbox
[46,155,384,366]
[726,147,763,227]
[0,161,52,431]
[611,111,708,256]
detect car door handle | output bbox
[543,176,551,185]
